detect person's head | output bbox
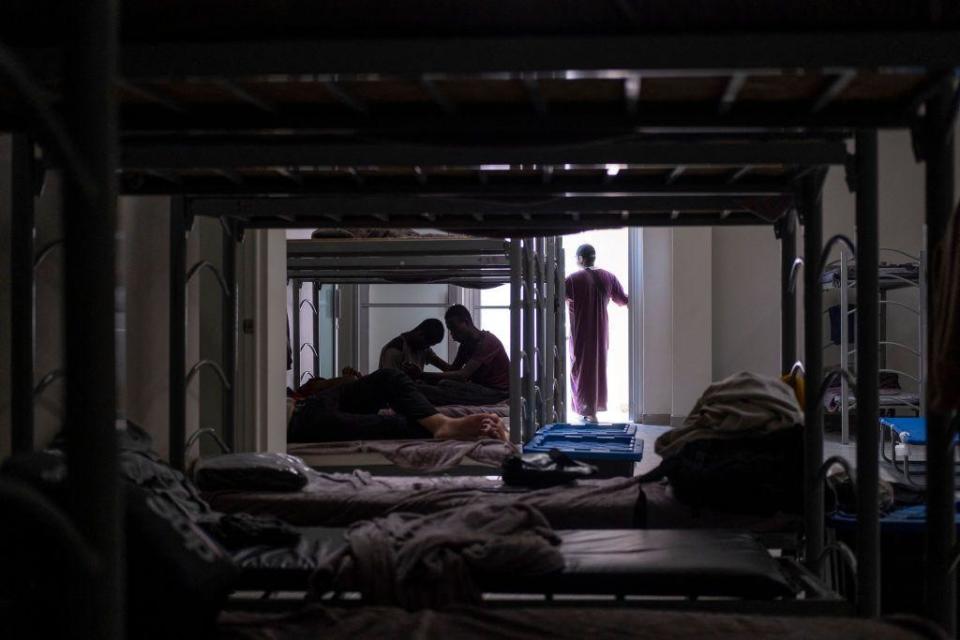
[406,318,445,350]
[444,304,476,343]
[576,244,596,268]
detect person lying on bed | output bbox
[403,304,510,407]
[378,319,446,372]
[289,367,508,443]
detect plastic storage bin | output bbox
[523,422,643,477]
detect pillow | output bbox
[193,452,311,492]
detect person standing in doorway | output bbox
[565,243,628,423]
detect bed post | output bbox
[556,240,568,422]
[312,281,321,377]
[854,129,881,618]
[801,172,825,577]
[544,238,557,424]
[169,197,187,471]
[63,0,122,635]
[509,239,523,442]
[222,219,238,452]
[923,80,957,636]
[779,209,797,374]
[536,237,547,428]
[523,238,537,440]
[292,278,301,387]
[10,134,34,453]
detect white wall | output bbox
[640,227,713,422]
[711,225,782,379]
[712,128,960,385]
[672,228,713,420]
[237,229,288,454]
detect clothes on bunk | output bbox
[932,203,960,411]
[655,371,803,459]
[417,379,509,407]
[310,503,563,609]
[288,368,437,442]
[565,267,628,417]
[449,329,511,392]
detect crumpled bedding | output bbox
[218,605,946,640]
[204,470,644,529]
[312,503,563,609]
[287,437,518,472]
[656,371,803,458]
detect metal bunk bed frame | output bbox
[2,7,959,636]
[284,235,567,442]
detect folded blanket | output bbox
[656,371,803,458]
[312,503,563,609]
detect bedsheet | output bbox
[205,470,644,529]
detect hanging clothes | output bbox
[564,268,628,417]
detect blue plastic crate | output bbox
[880,417,927,445]
[829,502,960,535]
[538,422,637,437]
[524,423,644,462]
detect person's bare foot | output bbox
[429,413,508,441]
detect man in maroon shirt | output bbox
[410,304,511,406]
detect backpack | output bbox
[640,427,804,515]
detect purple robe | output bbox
[565,267,628,416]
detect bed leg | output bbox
[854,129,880,618]
[923,78,957,636]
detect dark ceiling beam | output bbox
[419,77,456,114]
[727,165,754,184]
[212,78,276,113]
[321,80,368,114]
[106,33,960,78]
[811,70,858,113]
[121,138,849,169]
[237,210,776,232]
[115,78,186,113]
[118,173,796,196]
[623,75,642,116]
[665,165,686,184]
[190,193,791,219]
[114,105,913,133]
[522,77,548,115]
[719,72,748,114]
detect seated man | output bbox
[409,304,510,407]
[378,319,445,372]
[289,368,507,443]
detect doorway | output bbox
[562,229,632,423]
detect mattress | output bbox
[204,471,644,530]
[287,438,517,472]
[205,471,798,534]
[218,605,943,640]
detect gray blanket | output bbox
[205,470,644,529]
[313,504,563,609]
[287,438,518,472]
